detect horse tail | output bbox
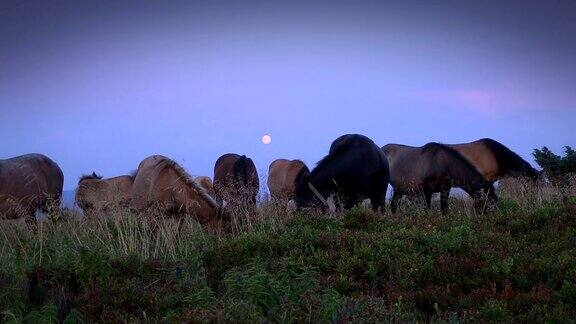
[233,155,251,186]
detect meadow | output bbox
[1,179,575,323]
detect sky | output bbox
[1,0,575,190]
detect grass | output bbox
[1,180,575,322]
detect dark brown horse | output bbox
[75,172,134,214]
[295,134,389,212]
[267,159,309,201]
[382,143,490,214]
[131,155,227,231]
[446,138,540,206]
[213,153,259,208]
[0,154,63,225]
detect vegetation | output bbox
[1,181,575,322]
[534,146,576,185]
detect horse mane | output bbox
[128,169,138,181]
[294,163,310,186]
[479,138,538,177]
[422,142,484,178]
[78,172,103,183]
[315,135,358,170]
[158,158,220,210]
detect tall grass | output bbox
[1,178,575,322]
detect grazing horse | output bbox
[267,159,309,201]
[131,155,227,231]
[446,138,540,205]
[446,138,539,181]
[382,143,490,214]
[213,153,259,208]
[0,154,63,225]
[294,134,389,212]
[75,172,134,214]
[194,176,214,195]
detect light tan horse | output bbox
[131,155,227,231]
[446,138,539,183]
[75,172,134,214]
[446,138,540,206]
[0,153,63,225]
[267,159,309,201]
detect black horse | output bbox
[382,142,491,214]
[294,134,389,212]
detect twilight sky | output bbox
[1,0,575,190]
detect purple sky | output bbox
[1,0,575,190]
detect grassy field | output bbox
[1,180,575,323]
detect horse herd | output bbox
[0,134,539,229]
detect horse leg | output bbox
[391,189,403,213]
[486,184,498,213]
[42,194,61,223]
[440,188,450,215]
[424,190,433,210]
[370,191,386,213]
[343,196,356,211]
[24,210,38,230]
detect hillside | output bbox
[1,183,575,322]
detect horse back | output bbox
[447,142,498,181]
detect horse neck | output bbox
[308,165,338,198]
[445,157,484,189]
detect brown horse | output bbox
[267,159,309,201]
[213,153,259,208]
[446,138,540,205]
[382,143,489,214]
[0,154,63,225]
[75,172,134,214]
[131,155,227,231]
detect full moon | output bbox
[261,134,272,145]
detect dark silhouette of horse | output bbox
[294,134,389,212]
[213,153,259,208]
[0,153,64,226]
[382,142,490,214]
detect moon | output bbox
[261,134,272,145]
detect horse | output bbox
[294,134,389,212]
[446,138,540,206]
[267,159,309,202]
[213,153,259,209]
[194,176,214,195]
[446,138,539,181]
[382,142,490,214]
[0,153,63,226]
[131,155,227,231]
[75,172,134,214]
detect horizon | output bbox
[1,0,575,190]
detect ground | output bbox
[1,182,575,322]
